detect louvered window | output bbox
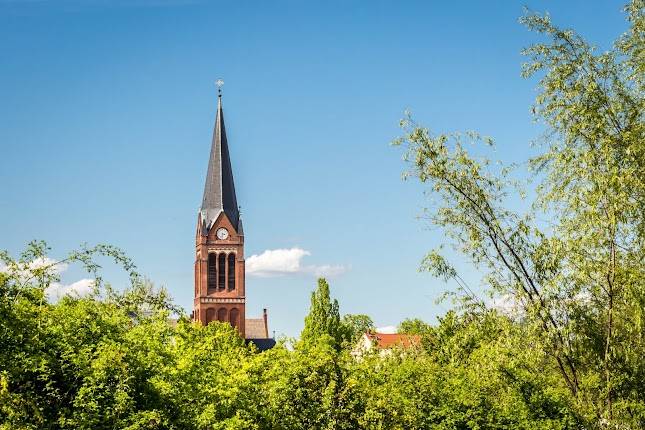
[207,253,217,292]
[218,253,226,290]
[228,254,236,291]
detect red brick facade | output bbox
[194,210,246,336]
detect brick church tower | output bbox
[193,88,246,335]
[193,87,273,347]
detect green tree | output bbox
[394,1,645,427]
[398,318,435,351]
[0,241,176,429]
[257,341,361,430]
[0,241,261,430]
[342,314,374,342]
[300,278,345,350]
[398,318,432,335]
[354,310,577,429]
[521,3,645,424]
[0,240,583,429]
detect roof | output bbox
[245,318,268,339]
[246,338,276,352]
[364,333,421,349]
[200,94,241,234]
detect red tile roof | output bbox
[365,333,421,349]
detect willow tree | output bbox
[395,1,644,427]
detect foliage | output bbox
[398,318,435,350]
[398,318,432,336]
[342,314,375,341]
[300,278,346,350]
[0,243,583,429]
[521,4,645,424]
[394,1,645,427]
[256,342,361,430]
[354,310,578,430]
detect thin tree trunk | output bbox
[604,234,616,422]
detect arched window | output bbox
[218,253,226,290]
[228,254,236,291]
[229,308,239,329]
[217,308,227,322]
[207,253,217,292]
[206,308,215,324]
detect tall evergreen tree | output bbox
[300,278,345,350]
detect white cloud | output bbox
[247,248,310,276]
[0,257,68,280]
[45,278,95,301]
[246,247,348,278]
[375,325,398,334]
[29,257,68,274]
[1,257,94,302]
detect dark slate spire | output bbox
[200,91,241,233]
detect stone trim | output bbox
[207,248,237,255]
[200,297,245,304]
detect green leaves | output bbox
[300,278,346,351]
[520,3,645,426]
[342,314,375,342]
[395,1,645,427]
[0,240,592,429]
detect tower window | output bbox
[228,253,236,291]
[218,253,226,290]
[207,253,217,292]
[217,307,227,322]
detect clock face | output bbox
[216,228,229,240]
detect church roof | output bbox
[245,317,268,339]
[200,93,241,233]
[246,338,276,352]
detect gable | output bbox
[204,210,239,240]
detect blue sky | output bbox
[0,0,629,337]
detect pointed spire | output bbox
[200,86,241,233]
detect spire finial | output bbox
[216,78,224,97]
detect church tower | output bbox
[194,88,246,336]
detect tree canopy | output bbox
[1,2,643,429]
